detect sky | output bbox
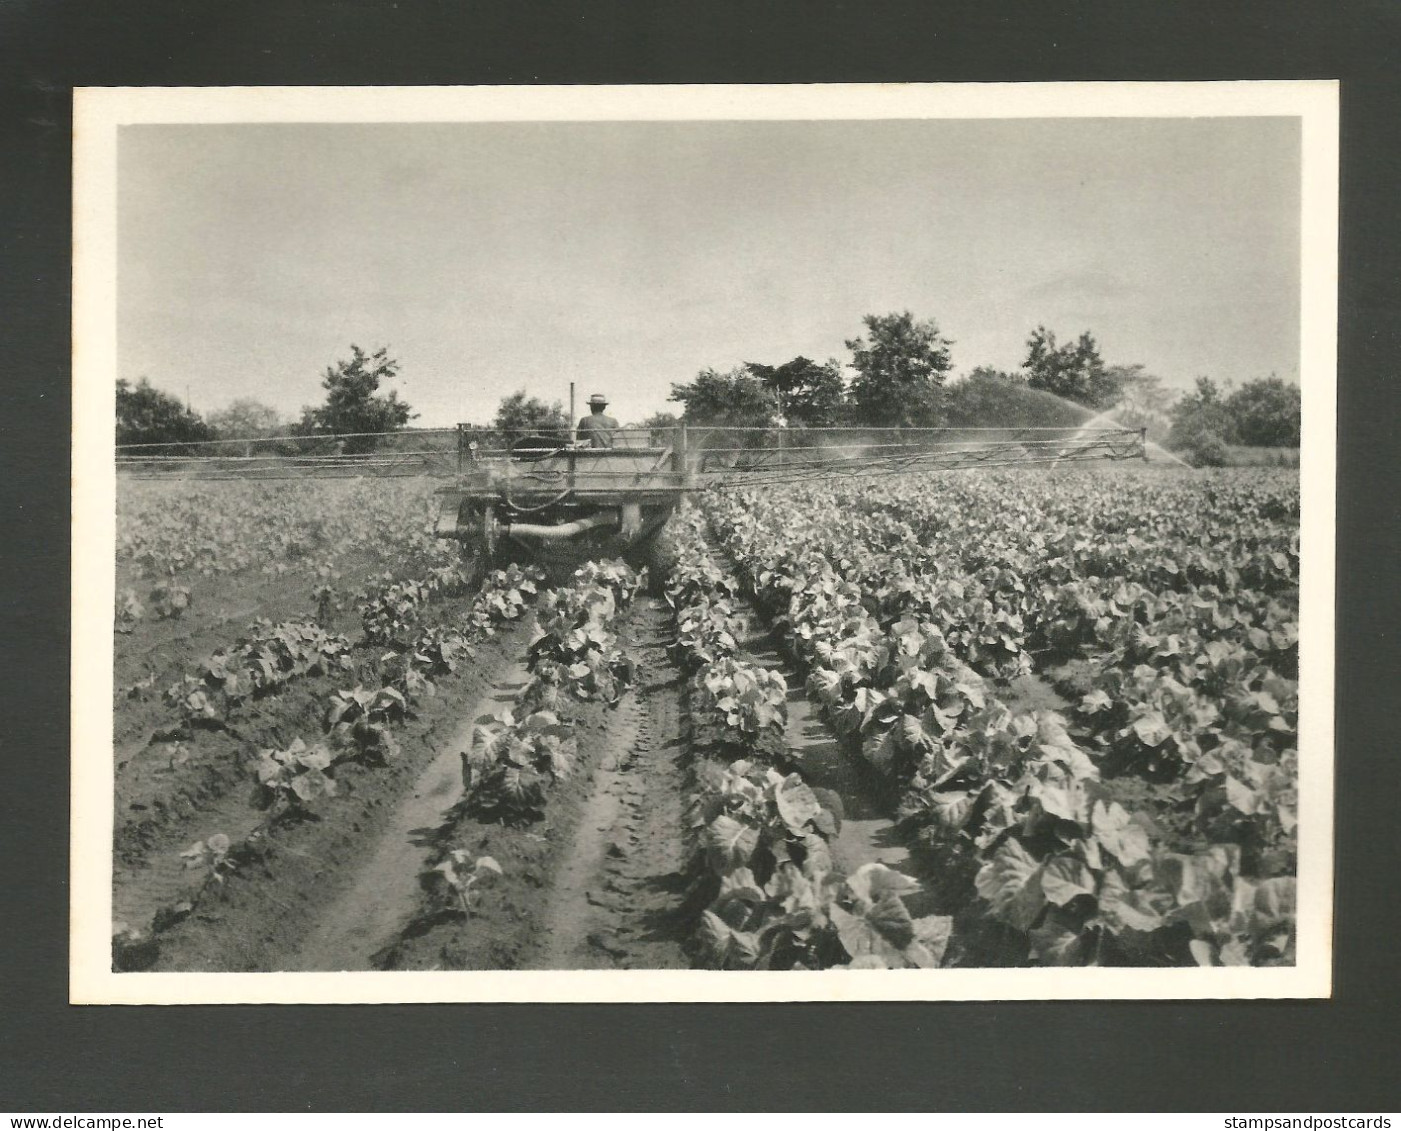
[118,117,1301,429]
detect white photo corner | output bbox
[71,82,1337,1004]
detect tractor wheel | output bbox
[642,525,680,595]
[461,544,489,590]
[458,504,498,589]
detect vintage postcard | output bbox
[72,82,1336,1003]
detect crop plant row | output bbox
[664,505,953,970]
[411,562,644,924]
[701,469,1297,967]
[114,562,552,958]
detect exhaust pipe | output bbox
[505,510,620,540]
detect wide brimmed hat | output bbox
[587,393,609,406]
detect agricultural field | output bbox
[109,462,1300,972]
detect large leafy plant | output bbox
[324,685,407,762]
[461,709,577,824]
[458,561,637,825]
[698,860,953,971]
[693,658,789,748]
[255,738,338,816]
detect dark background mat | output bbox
[3,0,1398,1111]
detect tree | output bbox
[637,410,680,430]
[296,345,415,454]
[492,389,569,438]
[1226,376,1301,447]
[116,377,215,447]
[966,364,1018,383]
[1168,376,1238,462]
[208,399,284,440]
[1108,364,1170,411]
[668,367,778,465]
[1110,364,1172,417]
[633,410,681,446]
[668,366,779,428]
[1023,327,1124,409]
[745,356,847,427]
[845,311,954,427]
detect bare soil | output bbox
[287,657,532,971]
[381,598,692,972]
[530,623,691,971]
[127,618,538,971]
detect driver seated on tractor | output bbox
[575,393,619,449]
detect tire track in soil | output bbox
[286,658,533,971]
[529,600,689,970]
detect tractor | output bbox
[432,425,692,586]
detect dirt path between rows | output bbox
[782,692,910,874]
[740,629,911,875]
[527,599,690,970]
[287,658,533,971]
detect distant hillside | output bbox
[942,372,1093,429]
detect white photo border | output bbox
[72,82,1338,1004]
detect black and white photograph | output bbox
[70,83,1337,1003]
